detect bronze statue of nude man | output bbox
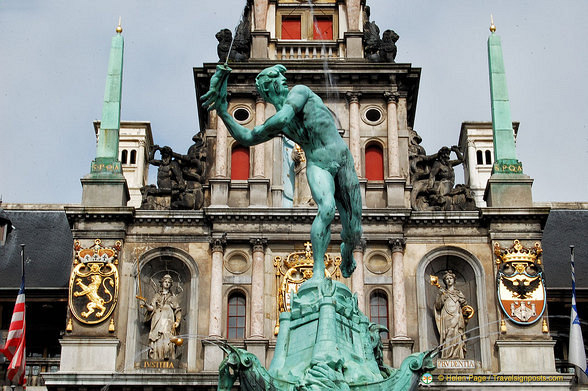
[202,64,362,280]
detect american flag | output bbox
[1,274,26,386]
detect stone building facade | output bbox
[1,0,586,390]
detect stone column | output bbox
[249,238,267,337]
[344,0,362,57]
[210,115,230,206]
[215,117,228,178]
[384,92,400,177]
[252,0,270,59]
[249,95,270,206]
[246,238,269,366]
[389,238,407,337]
[351,239,367,313]
[208,236,227,338]
[388,238,412,367]
[346,92,362,177]
[204,235,227,371]
[384,92,405,207]
[253,96,266,178]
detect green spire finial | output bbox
[89,21,125,177]
[487,21,523,174]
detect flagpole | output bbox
[20,244,25,279]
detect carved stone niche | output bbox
[135,254,192,370]
[424,256,480,366]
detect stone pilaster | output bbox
[346,92,362,177]
[203,235,227,371]
[246,238,269,366]
[351,238,367,313]
[210,115,229,207]
[253,95,266,179]
[208,236,227,338]
[384,92,400,177]
[249,238,267,338]
[388,237,413,367]
[249,95,270,207]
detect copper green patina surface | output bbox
[90,29,124,177]
[217,278,436,391]
[202,64,362,281]
[488,31,523,174]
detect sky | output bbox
[0,0,587,204]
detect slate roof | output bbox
[0,209,72,290]
[542,209,588,289]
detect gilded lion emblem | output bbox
[74,274,114,318]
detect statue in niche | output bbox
[409,133,476,211]
[215,3,251,63]
[138,274,182,360]
[432,271,473,360]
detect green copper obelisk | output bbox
[91,20,124,177]
[484,17,533,207]
[81,20,129,206]
[487,17,522,174]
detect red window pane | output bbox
[227,293,246,339]
[313,16,333,40]
[282,16,301,39]
[365,144,384,180]
[231,145,250,180]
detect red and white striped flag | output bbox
[1,275,26,386]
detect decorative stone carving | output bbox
[431,271,474,359]
[250,237,267,253]
[215,3,251,62]
[362,6,399,63]
[409,133,477,211]
[140,133,208,210]
[292,145,314,206]
[389,238,406,253]
[210,234,227,253]
[138,274,182,360]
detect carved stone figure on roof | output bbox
[380,29,399,63]
[362,6,382,62]
[171,132,208,210]
[215,2,251,62]
[409,138,476,211]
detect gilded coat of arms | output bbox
[273,242,341,335]
[495,240,545,325]
[68,239,120,325]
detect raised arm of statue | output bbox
[450,145,464,166]
[148,145,161,166]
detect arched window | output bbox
[476,150,483,165]
[231,145,250,180]
[121,149,128,164]
[130,149,137,165]
[227,292,246,339]
[485,150,492,165]
[365,144,384,180]
[369,290,389,338]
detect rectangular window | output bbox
[313,16,333,40]
[282,16,301,39]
